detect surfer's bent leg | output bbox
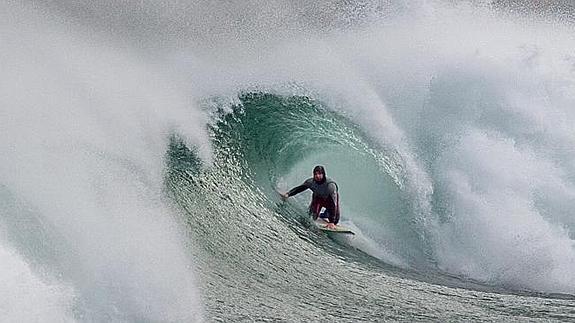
[326,199,339,225]
[309,198,321,220]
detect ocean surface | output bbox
[2,1,575,321]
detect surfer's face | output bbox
[313,172,324,182]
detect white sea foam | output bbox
[3,0,575,304]
[1,2,205,320]
[0,244,75,322]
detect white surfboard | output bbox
[314,218,354,235]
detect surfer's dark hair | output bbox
[313,165,326,175]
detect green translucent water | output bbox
[167,93,575,322]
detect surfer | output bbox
[282,165,340,229]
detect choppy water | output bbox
[2,1,575,321]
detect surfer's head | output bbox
[313,165,326,183]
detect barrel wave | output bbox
[166,92,575,321]
[168,93,426,269]
[3,0,575,321]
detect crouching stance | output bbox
[282,165,340,229]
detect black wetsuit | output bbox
[286,177,340,225]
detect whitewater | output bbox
[1,0,575,321]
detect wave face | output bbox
[167,92,575,321]
[3,0,575,321]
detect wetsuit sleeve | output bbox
[328,183,338,207]
[286,179,312,197]
[327,182,340,225]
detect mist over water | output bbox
[1,2,205,321]
[2,0,575,321]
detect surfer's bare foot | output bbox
[326,223,336,229]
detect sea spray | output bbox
[1,2,205,320]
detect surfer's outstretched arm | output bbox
[285,184,308,197]
[283,179,312,198]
